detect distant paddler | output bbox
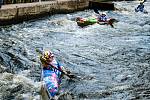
[135,1,148,14]
[93,9,118,28]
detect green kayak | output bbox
[76,17,98,27]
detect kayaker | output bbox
[76,17,87,22]
[40,50,67,99]
[98,12,108,22]
[135,2,144,12]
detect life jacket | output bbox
[137,4,144,12]
[40,56,62,78]
[98,15,108,22]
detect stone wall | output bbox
[0,0,89,26]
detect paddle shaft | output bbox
[44,60,69,77]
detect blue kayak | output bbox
[41,68,62,99]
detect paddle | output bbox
[143,0,146,3]
[36,49,77,79]
[93,8,100,15]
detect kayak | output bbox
[40,68,62,99]
[76,17,98,27]
[76,17,117,28]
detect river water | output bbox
[0,1,150,100]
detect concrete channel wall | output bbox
[0,0,89,26]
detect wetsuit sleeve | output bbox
[57,62,64,71]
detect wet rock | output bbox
[9,84,23,93]
[0,65,7,73]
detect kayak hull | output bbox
[76,17,98,27]
[40,69,61,99]
[76,17,118,27]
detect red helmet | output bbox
[76,17,81,21]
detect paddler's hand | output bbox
[65,70,71,74]
[63,70,71,75]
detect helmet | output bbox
[43,50,54,59]
[76,17,81,21]
[102,12,107,15]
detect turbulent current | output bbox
[0,1,150,100]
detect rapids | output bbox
[0,1,150,100]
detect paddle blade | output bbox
[63,71,77,79]
[93,8,100,14]
[36,48,43,55]
[67,74,77,79]
[108,18,118,28]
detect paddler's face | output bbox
[102,14,106,16]
[46,56,54,62]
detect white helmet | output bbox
[102,12,107,15]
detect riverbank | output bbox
[0,0,89,26]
